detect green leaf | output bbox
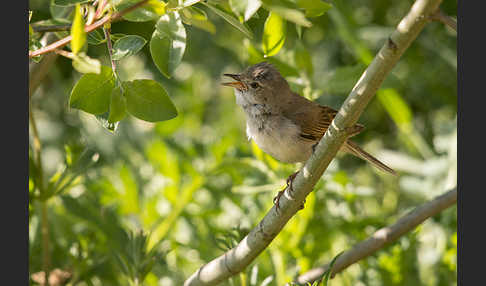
[262,0,312,27]
[201,2,254,39]
[87,29,106,45]
[150,12,186,78]
[117,0,166,22]
[123,79,178,122]
[296,0,332,18]
[180,7,216,34]
[322,252,344,285]
[54,0,90,6]
[70,3,86,54]
[70,66,115,115]
[108,87,127,123]
[112,35,147,60]
[262,12,286,57]
[72,52,101,74]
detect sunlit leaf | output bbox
[202,2,254,39]
[69,65,115,114]
[262,12,286,57]
[123,79,178,122]
[150,12,186,78]
[112,35,147,60]
[70,3,86,54]
[72,52,101,74]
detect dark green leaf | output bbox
[72,52,101,74]
[150,12,186,78]
[87,29,106,45]
[116,0,166,22]
[201,2,254,39]
[69,66,115,114]
[123,79,178,122]
[108,87,127,123]
[112,35,147,60]
[262,11,286,57]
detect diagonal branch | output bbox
[296,188,457,284]
[183,0,443,285]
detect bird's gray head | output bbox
[222,62,290,107]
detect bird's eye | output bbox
[250,82,260,89]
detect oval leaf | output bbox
[262,12,286,57]
[123,79,177,122]
[202,2,254,39]
[108,87,127,123]
[117,0,166,22]
[69,66,115,114]
[70,4,86,54]
[112,35,147,60]
[150,12,186,78]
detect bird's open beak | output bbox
[221,74,247,91]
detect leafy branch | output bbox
[28,0,149,58]
[183,0,444,285]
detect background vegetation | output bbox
[28,0,457,285]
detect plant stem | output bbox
[103,26,121,84]
[29,0,149,58]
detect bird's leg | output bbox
[273,171,300,212]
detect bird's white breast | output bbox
[245,114,314,163]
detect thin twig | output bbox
[103,27,120,83]
[429,9,457,31]
[295,188,457,284]
[29,0,149,58]
[183,0,443,285]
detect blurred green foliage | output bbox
[29,0,456,285]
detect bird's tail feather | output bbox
[343,140,397,176]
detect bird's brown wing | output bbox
[284,97,363,142]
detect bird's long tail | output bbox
[343,140,397,175]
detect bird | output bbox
[221,62,396,209]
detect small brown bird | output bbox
[222,62,396,207]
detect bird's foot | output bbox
[273,171,300,212]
